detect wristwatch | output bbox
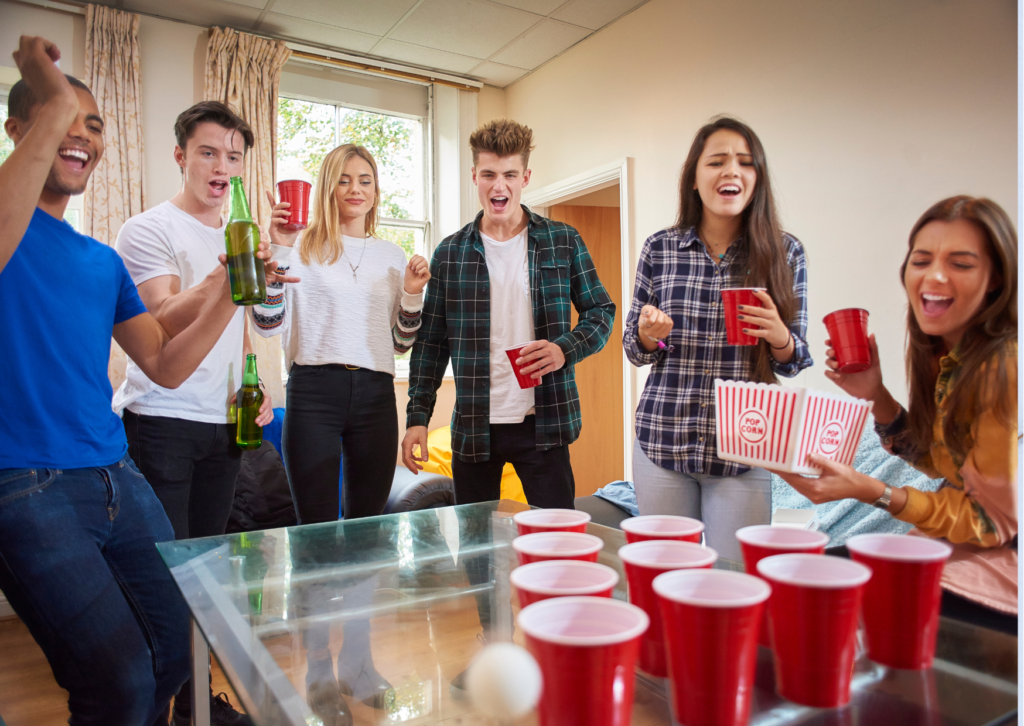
[871,485,893,511]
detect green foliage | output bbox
[0,102,14,166]
[276,98,418,220]
[376,225,417,258]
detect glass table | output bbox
[157,501,1018,726]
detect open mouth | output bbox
[58,147,90,172]
[491,195,509,212]
[921,292,954,317]
[718,184,741,197]
[209,180,228,196]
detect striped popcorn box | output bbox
[714,379,873,474]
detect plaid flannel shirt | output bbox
[624,226,812,475]
[407,207,615,462]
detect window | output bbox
[277,93,429,376]
[276,97,427,259]
[1,88,84,233]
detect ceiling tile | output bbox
[488,0,566,14]
[552,0,647,31]
[390,0,542,59]
[123,0,263,28]
[372,40,484,74]
[267,0,420,36]
[469,61,528,87]
[257,13,380,53]
[220,0,270,10]
[489,18,589,69]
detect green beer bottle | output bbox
[236,353,264,450]
[225,177,267,305]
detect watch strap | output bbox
[872,485,893,510]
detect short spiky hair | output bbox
[469,118,535,167]
[9,75,92,120]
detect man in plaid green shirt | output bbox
[401,119,615,508]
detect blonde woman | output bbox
[256,144,430,523]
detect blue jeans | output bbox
[632,440,771,563]
[0,456,190,725]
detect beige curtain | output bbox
[205,27,291,406]
[84,4,144,244]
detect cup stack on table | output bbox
[509,507,953,726]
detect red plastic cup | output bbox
[847,534,952,669]
[823,308,871,373]
[276,180,312,231]
[505,342,541,389]
[513,508,591,536]
[654,570,771,726]
[621,514,704,544]
[735,525,830,648]
[518,596,649,726]
[721,288,765,345]
[757,554,871,708]
[511,560,619,607]
[512,532,604,566]
[618,540,718,678]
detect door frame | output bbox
[522,158,635,481]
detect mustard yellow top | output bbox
[877,341,1018,613]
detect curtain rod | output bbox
[287,50,480,93]
[7,0,483,92]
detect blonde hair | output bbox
[300,144,380,266]
[469,118,535,167]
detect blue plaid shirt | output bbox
[408,207,615,462]
[623,226,812,475]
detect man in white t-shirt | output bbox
[403,119,615,505]
[114,101,294,726]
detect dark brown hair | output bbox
[9,75,92,120]
[469,118,535,167]
[173,100,253,152]
[676,116,796,383]
[901,196,1017,462]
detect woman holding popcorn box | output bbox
[775,195,1017,634]
[623,116,812,562]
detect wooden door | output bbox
[548,204,623,497]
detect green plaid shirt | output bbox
[407,207,615,462]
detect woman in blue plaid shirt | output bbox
[623,117,812,562]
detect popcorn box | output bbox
[714,379,873,474]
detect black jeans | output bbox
[282,364,398,524]
[123,409,243,540]
[452,416,576,509]
[123,409,243,718]
[452,416,576,639]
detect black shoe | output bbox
[449,632,486,699]
[336,662,393,710]
[307,680,353,726]
[210,692,253,726]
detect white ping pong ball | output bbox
[466,642,542,719]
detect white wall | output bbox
[137,15,206,207]
[502,0,1018,403]
[0,1,84,79]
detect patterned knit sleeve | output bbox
[393,289,424,354]
[252,244,291,337]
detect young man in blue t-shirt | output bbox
[0,36,258,725]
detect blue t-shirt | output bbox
[0,208,148,469]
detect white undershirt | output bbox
[482,229,536,423]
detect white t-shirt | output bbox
[270,235,421,376]
[482,229,536,423]
[112,201,245,423]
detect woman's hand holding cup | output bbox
[824,334,900,424]
[639,305,673,351]
[265,190,301,248]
